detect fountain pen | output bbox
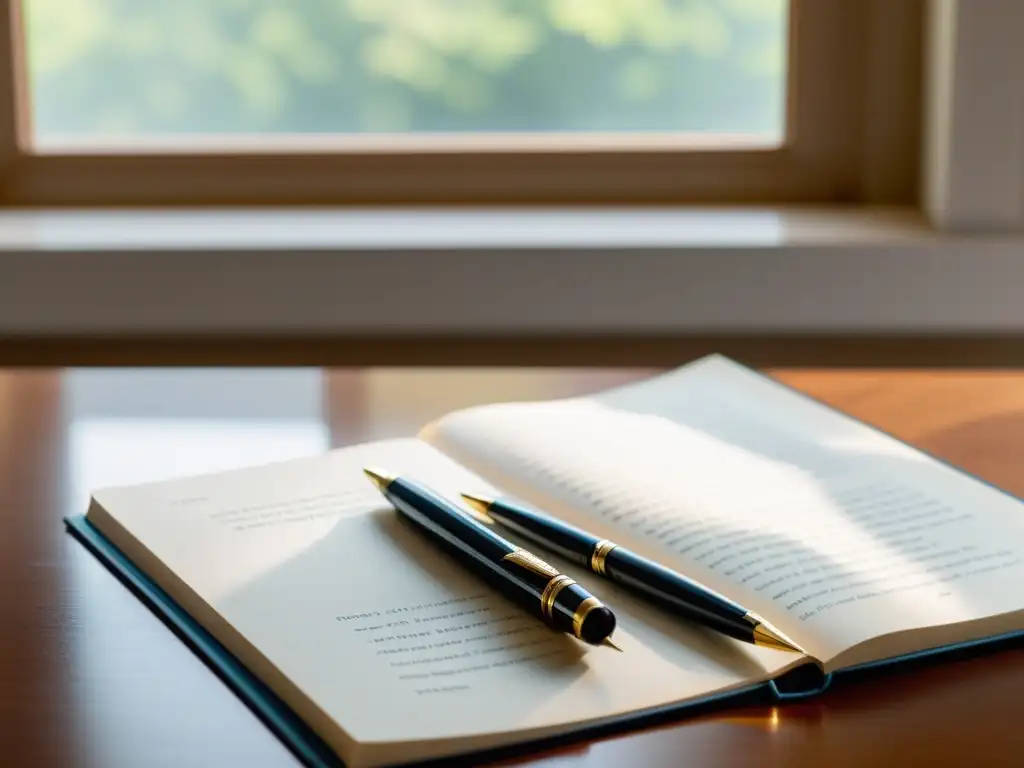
[460,492,802,654]
[363,468,621,650]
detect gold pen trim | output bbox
[459,492,496,524]
[503,548,560,579]
[539,575,576,622]
[602,637,624,651]
[363,467,395,490]
[590,539,618,575]
[572,597,603,639]
[744,612,804,654]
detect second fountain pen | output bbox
[460,492,802,654]
[363,468,621,650]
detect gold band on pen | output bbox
[540,575,576,622]
[572,597,603,639]
[590,539,618,575]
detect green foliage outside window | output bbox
[24,0,786,137]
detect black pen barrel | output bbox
[388,477,513,563]
[484,499,601,569]
[485,496,757,645]
[380,476,616,646]
[601,547,754,643]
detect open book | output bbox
[71,356,1024,768]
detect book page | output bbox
[425,357,1024,669]
[87,436,798,767]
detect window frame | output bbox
[0,0,922,207]
[1,0,1022,369]
[923,0,1024,231]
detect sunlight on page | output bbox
[68,418,330,515]
[88,437,795,758]
[207,448,774,744]
[435,401,974,652]
[86,438,489,602]
[428,362,1024,662]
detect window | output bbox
[0,1,922,205]
[26,0,788,140]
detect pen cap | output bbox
[549,581,617,645]
[576,604,616,645]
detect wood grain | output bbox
[1,366,1023,767]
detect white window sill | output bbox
[1,205,1022,336]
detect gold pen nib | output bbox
[602,636,624,652]
[363,467,395,490]
[460,492,497,524]
[752,623,803,654]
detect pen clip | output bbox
[502,548,560,579]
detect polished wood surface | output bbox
[2,366,1024,767]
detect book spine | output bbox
[767,664,833,700]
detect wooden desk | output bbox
[2,366,1023,767]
